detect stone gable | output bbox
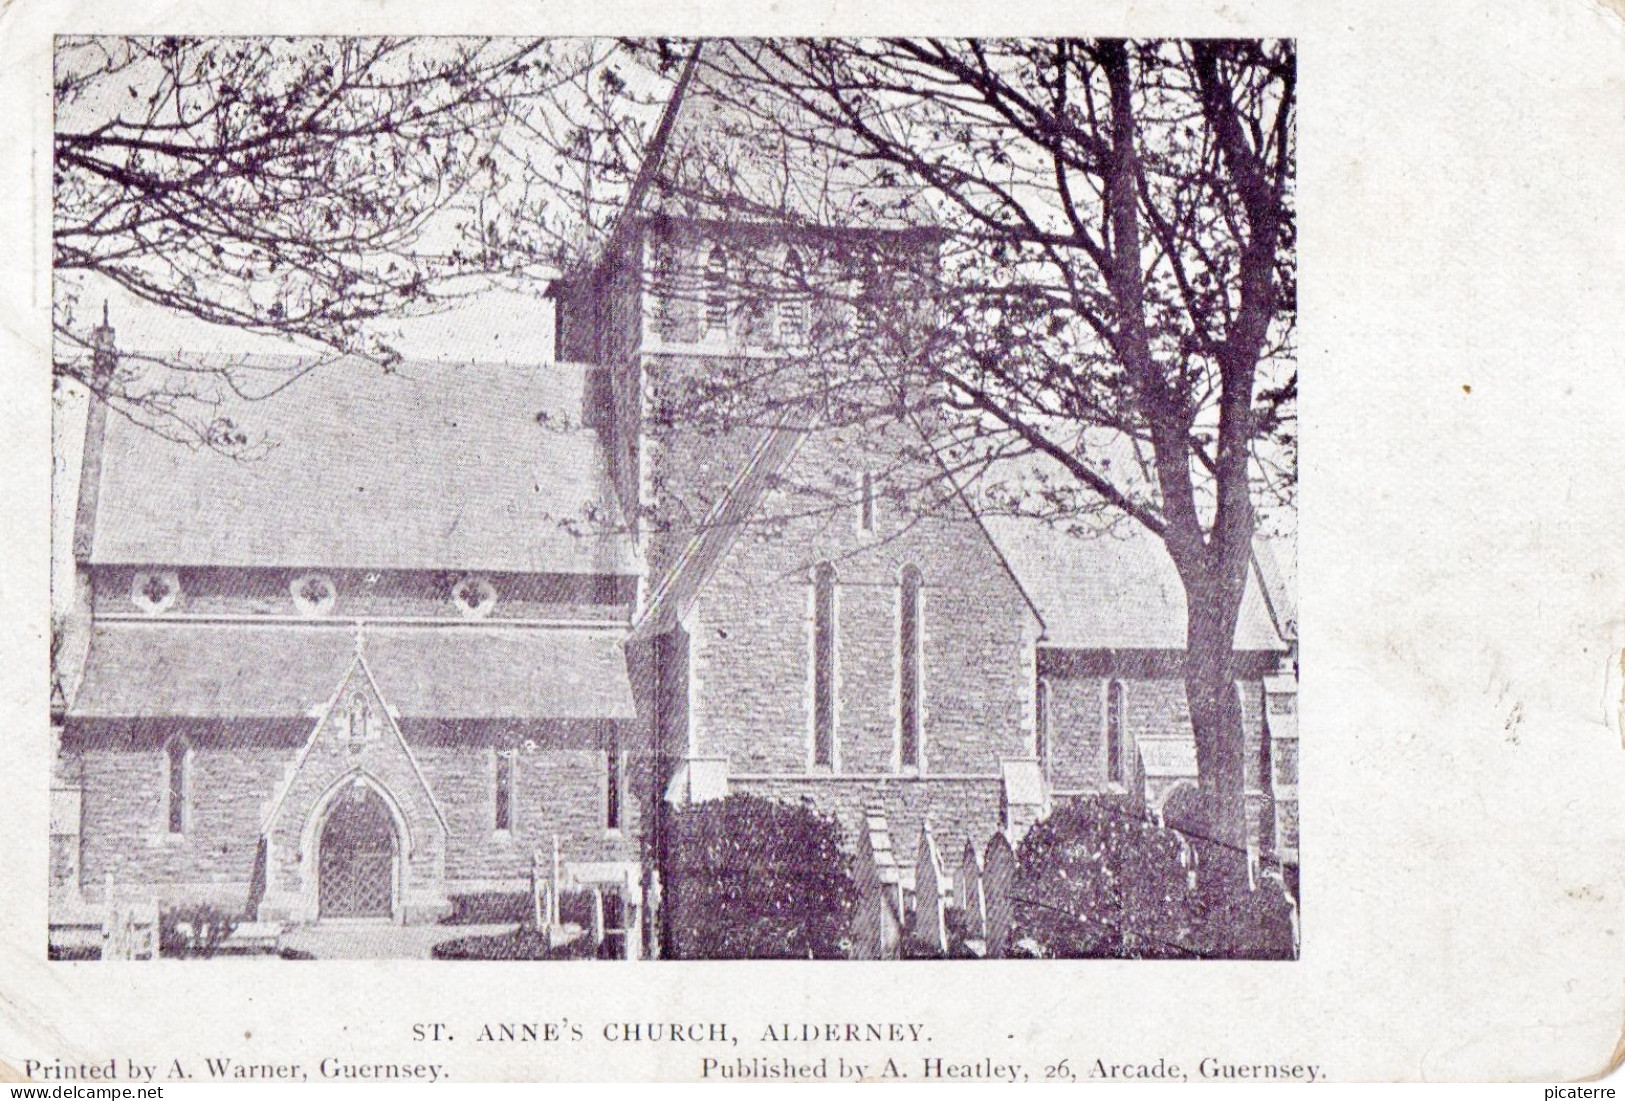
[259,655,448,923]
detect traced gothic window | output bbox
[494,750,515,832]
[652,238,676,324]
[289,572,336,616]
[810,256,846,345]
[652,236,700,344]
[451,575,497,618]
[704,243,729,334]
[899,565,923,771]
[812,561,838,768]
[131,569,180,614]
[164,736,190,834]
[1251,685,1272,791]
[1106,679,1126,784]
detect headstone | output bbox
[849,805,903,960]
[957,840,987,941]
[550,836,562,928]
[131,903,159,960]
[621,892,641,961]
[908,821,949,955]
[1127,744,1148,814]
[999,759,1049,844]
[101,899,158,961]
[590,887,606,947]
[983,832,1018,959]
[539,850,559,928]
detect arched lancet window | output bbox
[898,565,923,771]
[605,726,624,830]
[164,736,191,834]
[494,749,515,832]
[1106,679,1126,785]
[779,250,807,345]
[1036,678,1053,777]
[812,562,838,768]
[704,243,729,333]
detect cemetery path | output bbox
[278,921,520,960]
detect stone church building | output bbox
[50,62,1297,952]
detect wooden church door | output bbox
[318,785,397,920]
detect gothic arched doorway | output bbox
[318,784,397,920]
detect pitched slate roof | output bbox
[626,408,1048,646]
[648,45,936,232]
[68,621,635,720]
[84,356,637,575]
[584,41,937,278]
[981,518,1287,653]
[1251,535,1298,642]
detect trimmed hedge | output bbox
[662,794,857,959]
[159,904,240,959]
[438,892,532,926]
[431,928,597,960]
[1010,796,1294,960]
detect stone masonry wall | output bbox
[1041,668,1278,861]
[729,775,1007,871]
[68,716,643,912]
[415,741,641,888]
[687,428,1039,779]
[71,720,296,908]
[1042,675,1196,793]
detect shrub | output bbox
[431,929,597,960]
[662,794,857,959]
[48,944,101,961]
[1011,796,1195,959]
[902,904,986,959]
[556,889,597,928]
[1011,796,1296,960]
[1186,872,1297,960]
[439,892,532,926]
[159,904,240,958]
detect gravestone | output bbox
[908,820,949,955]
[958,839,987,942]
[983,832,1018,959]
[849,805,903,960]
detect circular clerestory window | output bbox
[451,575,498,619]
[290,573,338,617]
[130,570,181,614]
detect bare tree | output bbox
[599,38,1296,884]
[52,35,645,446]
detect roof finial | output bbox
[353,621,366,658]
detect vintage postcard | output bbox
[1,0,1622,1087]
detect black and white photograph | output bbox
[5,2,1625,1088]
[48,37,1297,963]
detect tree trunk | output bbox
[1176,557,1254,898]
